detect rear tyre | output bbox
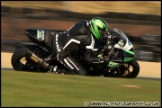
[11,47,29,71]
[11,47,47,72]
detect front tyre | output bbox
[104,59,140,78]
[123,59,140,78]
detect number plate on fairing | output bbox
[37,30,45,41]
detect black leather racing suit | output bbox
[50,20,109,75]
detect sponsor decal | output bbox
[40,30,45,41]
[30,56,38,62]
[118,40,124,47]
[56,34,61,52]
[37,30,45,41]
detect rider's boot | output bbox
[48,65,73,75]
[48,65,64,74]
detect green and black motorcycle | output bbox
[11,28,140,78]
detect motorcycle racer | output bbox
[47,17,120,75]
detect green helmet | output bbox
[89,17,109,40]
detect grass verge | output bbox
[1,70,161,107]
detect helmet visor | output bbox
[99,28,108,39]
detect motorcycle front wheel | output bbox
[104,59,140,78]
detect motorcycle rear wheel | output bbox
[11,47,47,72]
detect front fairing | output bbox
[113,28,135,62]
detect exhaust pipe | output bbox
[26,50,49,69]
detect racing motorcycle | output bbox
[11,28,140,78]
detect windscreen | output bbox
[113,28,128,41]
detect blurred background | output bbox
[1,1,161,62]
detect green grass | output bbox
[1,70,161,107]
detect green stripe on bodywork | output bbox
[123,49,134,62]
[124,50,135,55]
[108,61,120,68]
[37,30,40,39]
[124,57,134,62]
